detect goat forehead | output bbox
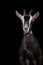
[24,15,30,20]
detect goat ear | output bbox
[15,10,22,20]
[32,11,40,22]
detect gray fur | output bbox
[19,32,42,65]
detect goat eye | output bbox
[31,22,33,25]
[24,17,26,19]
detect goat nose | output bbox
[24,28,28,31]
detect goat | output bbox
[15,9,42,65]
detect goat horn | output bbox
[28,9,33,15]
[23,9,26,15]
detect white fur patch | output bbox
[29,15,32,28]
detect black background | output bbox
[1,0,43,64]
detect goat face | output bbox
[15,9,40,34]
[22,15,32,34]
